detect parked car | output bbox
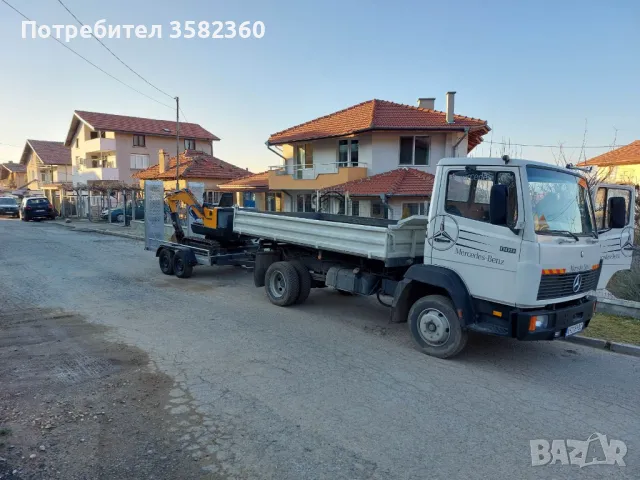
[0,197,19,217]
[19,197,55,221]
[101,200,145,222]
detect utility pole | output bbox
[175,96,180,191]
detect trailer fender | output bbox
[391,265,476,326]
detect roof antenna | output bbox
[502,155,510,164]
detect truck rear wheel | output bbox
[265,261,300,306]
[290,260,311,304]
[159,249,174,275]
[173,250,193,279]
[408,295,468,358]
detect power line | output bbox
[55,0,174,100]
[481,140,622,149]
[1,0,173,109]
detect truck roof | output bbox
[439,157,580,172]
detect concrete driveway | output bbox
[0,218,638,479]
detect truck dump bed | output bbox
[233,210,428,265]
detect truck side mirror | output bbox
[608,197,626,229]
[489,184,508,225]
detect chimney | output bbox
[445,91,456,124]
[158,149,167,174]
[417,98,435,110]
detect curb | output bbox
[564,336,640,358]
[51,222,143,241]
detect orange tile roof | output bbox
[134,150,249,181]
[218,171,270,190]
[268,99,490,152]
[579,141,640,167]
[322,168,435,197]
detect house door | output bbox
[594,184,636,289]
[243,192,256,208]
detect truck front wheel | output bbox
[408,295,468,358]
[265,261,300,306]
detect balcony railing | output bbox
[269,162,367,180]
[84,137,117,154]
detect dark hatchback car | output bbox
[0,197,19,217]
[19,197,56,221]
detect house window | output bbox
[445,170,517,223]
[338,139,359,167]
[402,202,426,218]
[296,193,315,212]
[351,200,360,217]
[371,201,388,219]
[133,135,146,147]
[337,198,345,215]
[185,139,196,150]
[399,136,429,166]
[130,154,150,170]
[75,138,79,148]
[90,131,98,139]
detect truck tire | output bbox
[265,261,300,306]
[290,260,312,304]
[408,295,468,359]
[158,249,174,275]
[173,250,193,279]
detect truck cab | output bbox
[398,157,634,355]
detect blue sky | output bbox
[0,0,638,170]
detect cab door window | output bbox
[445,170,516,224]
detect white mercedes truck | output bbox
[150,157,636,358]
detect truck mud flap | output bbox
[254,251,281,287]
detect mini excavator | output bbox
[165,189,243,246]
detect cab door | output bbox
[594,184,636,289]
[425,166,523,304]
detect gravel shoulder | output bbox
[0,307,221,480]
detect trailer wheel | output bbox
[158,249,174,275]
[265,261,300,306]
[290,260,311,304]
[408,295,468,359]
[173,251,193,279]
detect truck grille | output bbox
[537,268,600,301]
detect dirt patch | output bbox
[0,308,218,480]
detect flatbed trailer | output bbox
[153,235,258,278]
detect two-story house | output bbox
[0,162,27,192]
[64,110,219,187]
[265,92,489,217]
[18,140,72,209]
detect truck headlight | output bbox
[528,315,549,331]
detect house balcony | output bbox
[267,162,369,190]
[72,166,120,186]
[84,137,117,154]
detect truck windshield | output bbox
[527,166,595,236]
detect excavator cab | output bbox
[166,189,240,245]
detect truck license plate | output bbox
[565,322,584,337]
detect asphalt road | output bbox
[1,218,639,479]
